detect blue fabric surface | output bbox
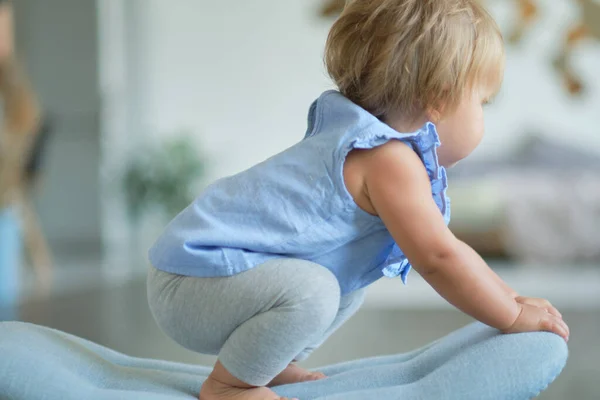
[149,91,450,295]
[0,321,567,399]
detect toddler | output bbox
[147,1,570,399]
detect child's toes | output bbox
[308,371,327,380]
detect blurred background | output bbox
[0,0,598,399]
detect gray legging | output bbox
[147,258,365,386]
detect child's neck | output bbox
[383,111,429,134]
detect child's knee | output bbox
[304,292,340,333]
[283,264,341,331]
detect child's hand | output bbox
[515,296,562,319]
[502,301,570,342]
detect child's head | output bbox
[325,0,505,165]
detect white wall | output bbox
[98,0,158,276]
[123,0,335,181]
[118,0,600,180]
[103,0,600,188]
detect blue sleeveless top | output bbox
[148,90,450,295]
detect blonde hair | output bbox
[325,0,505,119]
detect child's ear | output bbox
[427,107,442,124]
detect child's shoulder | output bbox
[343,139,426,217]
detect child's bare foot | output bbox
[268,364,326,387]
[200,361,298,400]
[200,376,294,400]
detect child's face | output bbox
[434,85,494,168]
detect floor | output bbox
[2,271,598,400]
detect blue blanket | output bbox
[0,321,567,399]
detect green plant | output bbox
[122,136,205,223]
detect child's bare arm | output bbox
[361,141,528,330]
[486,264,519,298]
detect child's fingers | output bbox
[546,305,562,319]
[559,318,570,340]
[517,297,562,319]
[541,314,569,341]
[540,300,562,319]
[548,311,569,339]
